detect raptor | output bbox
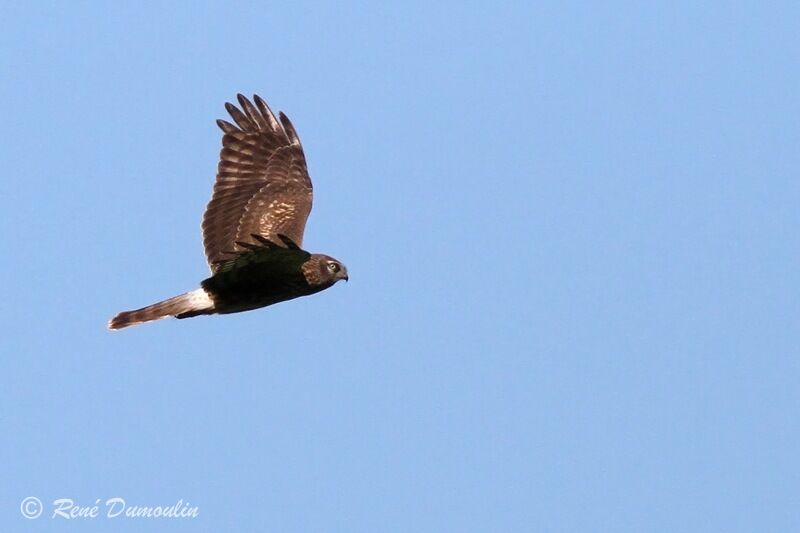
[109,94,348,329]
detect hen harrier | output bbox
[109,94,348,330]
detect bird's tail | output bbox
[108,288,214,330]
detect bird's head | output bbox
[304,254,349,286]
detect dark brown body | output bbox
[199,247,334,315]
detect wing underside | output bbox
[201,94,313,272]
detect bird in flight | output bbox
[109,94,348,330]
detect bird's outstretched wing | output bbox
[202,94,313,272]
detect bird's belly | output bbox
[213,291,300,314]
[203,268,312,315]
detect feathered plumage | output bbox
[109,95,347,330]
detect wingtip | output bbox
[252,94,281,130]
[216,119,237,133]
[278,112,301,145]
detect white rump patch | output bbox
[187,288,213,309]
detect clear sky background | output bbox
[1,2,798,532]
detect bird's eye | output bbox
[328,262,340,272]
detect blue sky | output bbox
[1,2,799,531]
